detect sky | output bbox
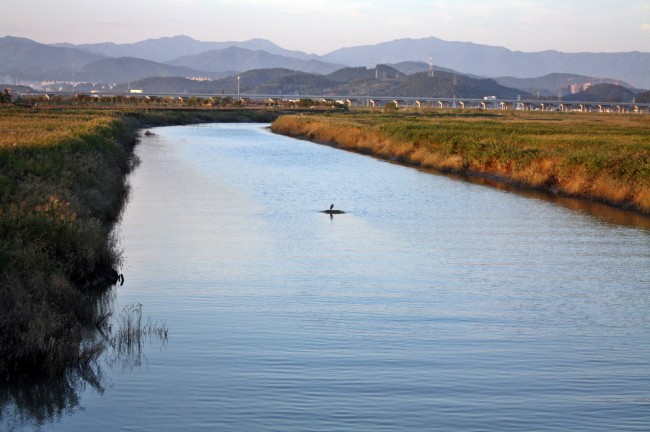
[3,0,649,54]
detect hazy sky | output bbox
[4,0,649,54]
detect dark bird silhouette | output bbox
[330,204,334,210]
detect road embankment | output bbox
[271,111,650,214]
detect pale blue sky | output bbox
[4,0,649,53]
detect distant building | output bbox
[570,83,591,94]
[129,89,143,94]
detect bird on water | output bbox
[330,204,334,210]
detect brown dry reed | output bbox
[271,110,650,214]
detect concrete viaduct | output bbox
[20,91,650,113]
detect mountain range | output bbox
[321,37,650,90]
[1,35,649,95]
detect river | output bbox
[3,123,649,431]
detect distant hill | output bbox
[389,71,528,99]
[326,64,402,83]
[166,47,343,75]
[76,57,225,83]
[321,37,650,89]
[0,36,104,81]
[250,74,339,96]
[232,68,305,86]
[494,73,636,97]
[54,35,318,63]
[116,68,319,94]
[108,66,529,99]
[326,67,376,83]
[562,83,637,103]
[388,61,484,79]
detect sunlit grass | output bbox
[272,110,650,213]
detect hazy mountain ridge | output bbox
[321,37,650,89]
[0,36,104,80]
[165,46,343,75]
[53,35,319,63]
[75,57,225,83]
[2,34,649,93]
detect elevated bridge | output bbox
[18,91,650,113]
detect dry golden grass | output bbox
[272,111,650,214]
[0,110,118,148]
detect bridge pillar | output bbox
[500,102,506,110]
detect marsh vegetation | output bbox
[272,110,650,213]
[0,107,264,379]
[1,302,167,431]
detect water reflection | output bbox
[0,302,167,431]
[1,370,94,432]
[432,169,650,230]
[7,123,646,431]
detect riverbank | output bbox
[271,111,650,214]
[0,107,289,380]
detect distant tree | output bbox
[185,96,202,107]
[1,88,12,104]
[297,98,316,108]
[384,101,398,111]
[636,90,650,104]
[333,101,349,111]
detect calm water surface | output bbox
[5,123,650,431]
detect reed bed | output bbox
[0,108,139,379]
[1,106,282,380]
[271,110,650,213]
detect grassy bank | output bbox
[0,108,139,379]
[271,110,650,214]
[0,107,283,380]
